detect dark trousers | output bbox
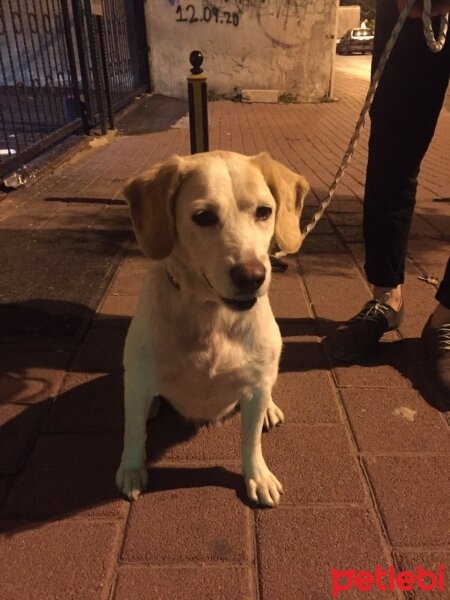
[363,0,450,309]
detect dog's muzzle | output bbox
[221,296,257,311]
[203,260,266,312]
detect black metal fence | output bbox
[0,0,149,179]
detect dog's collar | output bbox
[165,269,181,291]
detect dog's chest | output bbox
[154,317,279,421]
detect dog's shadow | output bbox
[0,369,254,532]
[1,308,447,534]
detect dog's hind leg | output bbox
[240,389,283,507]
[263,399,284,431]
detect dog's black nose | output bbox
[230,261,266,293]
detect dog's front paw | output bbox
[263,401,284,430]
[245,467,283,507]
[116,462,148,501]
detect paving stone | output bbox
[45,372,124,433]
[0,351,70,401]
[280,336,329,372]
[97,294,139,319]
[257,507,395,599]
[299,253,369,320]
[43,204,104,229]
[393,551,450,599]
[342,388,450,453]
[399,261,441,339]
[337,225,365,243]
[71,326,127,372]
[0,520,120,600]
[300,233,348,254]
[114,565,255,600]
[108,261,147,296]
[146,402,241,463]
[261,425,366,505]
[3,433,127,520]
[273,370,341,424]
[410,212,442,238]
[365,456,450,546]
[121,464,253,564]
[269,262,303,293]
[277,310,318,336]
[328,211,363,226]
[0,354,68,474]
[331,339,424,389]
[0,400,51,475]
[270,290,311,320]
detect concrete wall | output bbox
[336,5,361,39]
[145,0,339,102]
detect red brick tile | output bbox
[97,294,139,319]
[280,337,329,372]
[270,290,311,320]
[393,551,450,599]
[328,212,363,226]
[0,400,51,475]
[121,464,253,563]
[256,507,396,599]
[300,233,348,254]
[146,403,241,464]
[0,352,70,403]
[331,339,422,389]
[3,433,127,520]
[0,354,68,474]
[0,520,120,600]
[114,566,255,600]
[269,263,303,293]
[45,372,124,433]
[273,370,341,424]
[71,326,127,372]
[342,388,450,453]
[337,225,365,243]
[262,425,366,505]
[365,456,450,546]
[399,261,440,339]
[299,253,369,320]
[109,261,147,296]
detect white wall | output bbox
[146,0,339,102]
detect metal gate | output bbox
[0,0,150,180]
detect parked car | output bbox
[337,28,374,54]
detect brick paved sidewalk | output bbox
[0,66,449,600]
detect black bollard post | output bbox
[187,51,209,154]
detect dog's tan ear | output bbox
[252,152,309,255]
[123,156,184,259]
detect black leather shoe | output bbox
[421,318,450,403]
[330,297,404,362]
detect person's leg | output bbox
[364,0,450,300]
[330,0,450,362]
[434,258,450,315]
[422,258,450,401]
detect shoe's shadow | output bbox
[323,334,449,412]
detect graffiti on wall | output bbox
[203,0,332,20]
[170,0,334,47]
[175,4,240,25]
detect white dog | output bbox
[115,150,309,507]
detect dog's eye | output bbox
[255,206,273,221]
[192,210,219,227]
